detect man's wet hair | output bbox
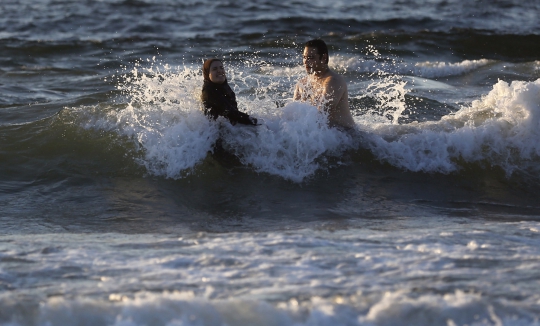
[305,39,329,64]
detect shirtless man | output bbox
[293,39,356,130]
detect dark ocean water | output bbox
[2,0,540,325]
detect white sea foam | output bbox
[4,290,539,326]
[114,63,221,178]
[85,62,355,182]
[79,59,540,179]
[411,59,494,78]
[360,78,540,174]
[0,291,453,326]
[2,220,540,326]
[220,102,353,182]
[332,55,493,78]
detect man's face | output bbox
[302,47,325,74]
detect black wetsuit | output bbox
[201,80,257,126]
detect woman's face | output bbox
[208,61,226,84]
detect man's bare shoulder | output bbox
[323,70,347,89]
[326,71,346,84]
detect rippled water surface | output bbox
[1,0,540,325]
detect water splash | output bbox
[363,79,540,174]
[95,59,217,178]
[221,103,352,182]
[92,59,356,182]
[76,52,540,180]
[348,45,410,125]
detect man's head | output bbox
[303,39,329,75]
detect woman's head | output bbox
[203,58,226,84]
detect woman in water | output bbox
[201,58,258,125]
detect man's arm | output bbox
[294,76,309,101]
[293,83,301,100]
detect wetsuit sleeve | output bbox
[224,110,258,125]
[201,86,257,125]
[222,88,257,125]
